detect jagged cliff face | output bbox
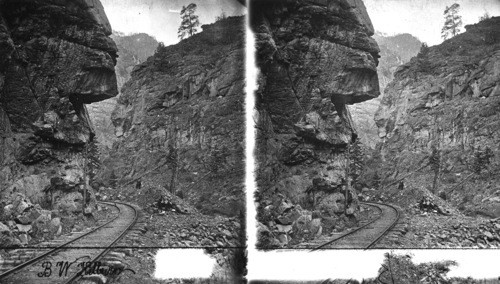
[252,0,380,247]
[349,33,421,148]
[0,0,117,210]
[109,17,245,217]
[111,32,159,89]
[87,33,158,150]
[375,17,500,217]
[373,33,422,91]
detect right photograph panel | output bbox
[251,0,500,249]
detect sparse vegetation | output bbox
[441,3,463,40]
[87,141,101,183]
[416,42,432,73]
[471,146,494,175]
[368,252,457,284]
[215,11,227,22]
[349,140,364,187]
[479,12,491,22]
[178,3,200,40]
[167,142,179,194]
[430,144,441,194]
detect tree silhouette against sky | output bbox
[178,3,200,40]
[441,3,463,40]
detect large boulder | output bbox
[0,221,20,247]
[3,204,14,218]
[16,224,32,233]
[18,233,29,245]
[57,192,84,214]
[0,232,21,247]
[4,193,33,217]
[257,222,280,248]
[31,210,53,237]
[49,217,62,235]
[319,192,345,216]
[15,204,43,225]
[0,222,10,233]
[7,175,50,203]
[291,214,323,242]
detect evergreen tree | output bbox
[87,141,101,181]
[479,12,491,22]
[167,142,179,194]
[344,142,352,214]
[416,43,431,73]
[209,146,230,175]
[377,252,457,284]
[472,146,494,175]
[349,140,364,184]
[215,11,227,22]
[109,170,117,187]
[155,42,167,55]
[430,144,441,194]
[417,43,430,57]
[373,171,381,189]
[178,3,200,40]
[441,3,463,40]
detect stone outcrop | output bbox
[0,0,117,245]
[349,32,421,148]
[87,32,158,150]
[375,17,500,217]
[109,17,245,217]
[251,0,380,247]
[373,32,422,91]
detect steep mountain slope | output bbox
[111,32,159,88]
[87,32,158,150]
[252,0,381,247]
[0,0,117,245]
[107,16,245,217]
[375,17,500,218]
[374,32,422,89]
[349,32,421,148]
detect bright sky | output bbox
[100,0,246,46]
[100,0,499,47]
[364,0,500,46]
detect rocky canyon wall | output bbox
[109,17,245,217]
[0,0,117,223]
[87,32,158,150]
[375,17,500,217]
[251,0,380,247]
[349,33,421,148]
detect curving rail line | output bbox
[312,202,400,250]
[0,201,138,284]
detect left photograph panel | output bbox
[0,0,246,283]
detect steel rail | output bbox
[0,201,138,283]
[312,202,382,251]
[63,201,138,284]
[365,202,400,249]
[313,202,400,250]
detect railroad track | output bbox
[308,202,400,250]
[0,201,138,284]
